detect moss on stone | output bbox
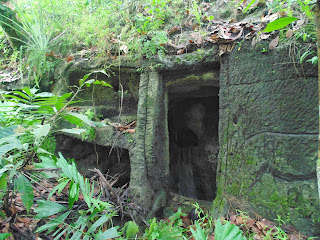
[165,72,216,88]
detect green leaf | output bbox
[0,164,13,178]
[37,148,55,155]
[0,126,17,139]
[68,181,79,209]
[92,80,112,88]
[62,115,84,126]
[55,93,72,111]
[124,221,139,238]
[303,33,307,42]
[35,200,67,218]
[214,220,246,240]
[307,56,318,65]
[33,124,51,146]
[64,112,95,127]
[0,143,22,157]
[35,156,57,169]
[22,87,33,96]
[0,173,7,199]
[87,214,110,235]
[0,233,12,240]
[36,211,71,233]
[48,179,70,199]
[243,0,257,12]
[96,227,120,240]
[190,221,207,240]
[15,174,34,213]
[8,161,23,180]
[263,17,298,32]
[58,128,87,135]
[79,73,91,85]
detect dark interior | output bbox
[55,135,131,187]
[168,93,219,201]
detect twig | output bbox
[90,168,124,218]
[24,168,59,171]
[22,172,51,193]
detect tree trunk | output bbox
[315,1,320,201]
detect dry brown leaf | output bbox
[252,37,258,47]
[253,234,264,240]
[207,34,220,43]
[168,26,180,35]
[230,215,236,224]
[125,129,135,133]
[196,34,202,45]
[251,224,261,234]
[219,45,228,56]
[286,29,293,38]
[269,36,279,50]
[256,221,266,230]
[177,48,185,55]
[261,13,279,23]
[295,19,305,29]
[227,44,235,52]
[66,55,73,62]
[289,234,304,240]
[236,215,244,225]
[28,219,41,232]
[17,217,32,224]
[245,218,256,228]
[260,33,270,40]
[281,224,296,234]
[260,219,276,228]
[120,45,128,54]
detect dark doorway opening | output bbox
[55,135,131,187]
[168,93,219,201]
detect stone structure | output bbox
[53,42,319,236]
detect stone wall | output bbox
[214,42,319,236]
[52,42,319,235]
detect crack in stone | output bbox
[244,131,318,145]
[270,168,317,181]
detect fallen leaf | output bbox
[236,215,244,225]
[286,29,293,38]
[227,44,235,52]
[230,215,236,224]
[256,221,266,230]
[219,45,228,56]
[260,219,276,228]
[253,234,264,240]
[168,26,180,35]
[66,55,73,62]
[252,37,258,47]
[208,34,220,43]
[251,224,261,234]
[120,45,128,54]
[260,33,270,40]
[269,36,279,50]
[295,19,305,30]
[289,234,304,240]
[125,129,135,133]
[281,224,296,234]
[177,48,185,55]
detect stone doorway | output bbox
[168,91,219,201]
